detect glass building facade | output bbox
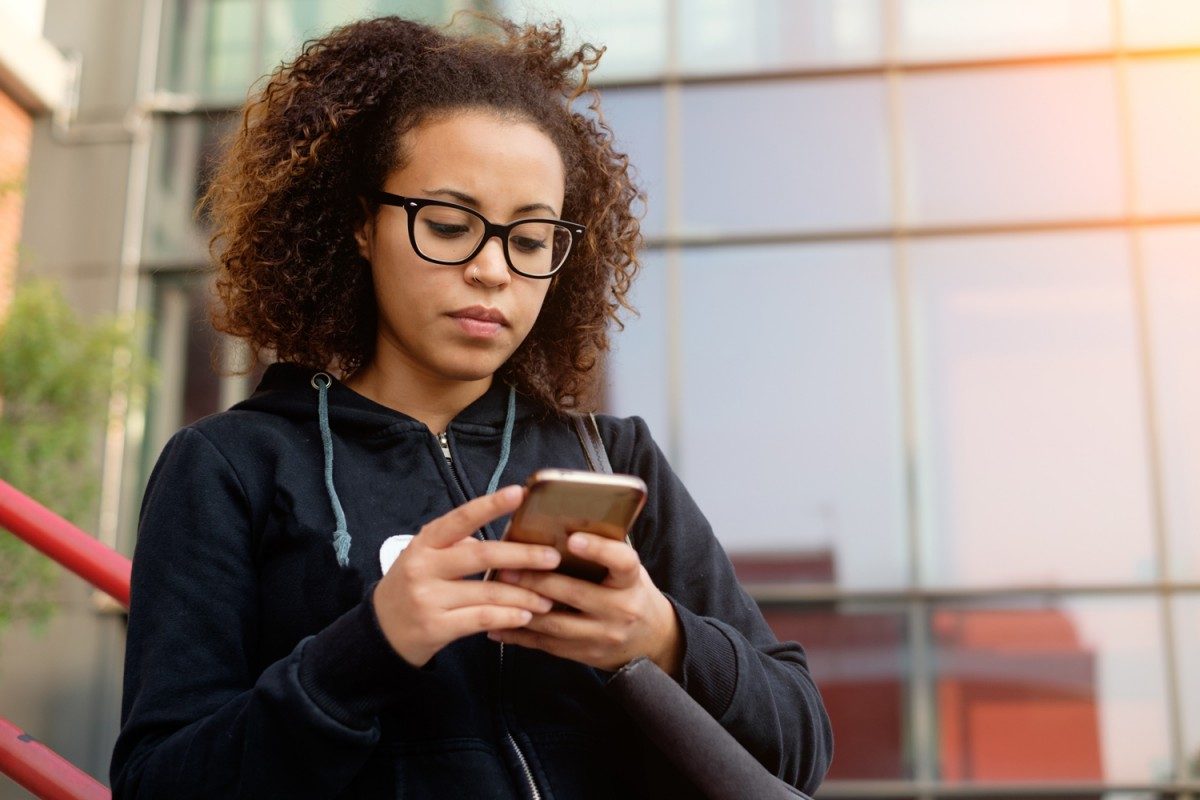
[125,1,1200,797]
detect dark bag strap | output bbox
[569,411,631,547]
[607,658,813,800]
[570,411,613,474]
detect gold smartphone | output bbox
[486,468,648,583]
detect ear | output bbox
[353,196,374,261]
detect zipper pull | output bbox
[437,431,452,463]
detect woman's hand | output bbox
[371,485,563,668]
[486,532,683,678]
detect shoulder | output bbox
[149,408,305,502]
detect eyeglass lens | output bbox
[412,204,572,275]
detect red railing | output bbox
[0,478,127,800]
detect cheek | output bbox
[517,282,553,329]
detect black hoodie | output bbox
[110,363,832,799]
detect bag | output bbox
[570,414,814,800]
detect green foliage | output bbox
[0,280,151,632]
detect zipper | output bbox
[500,642,542,800]
[439,431,540,798]
[435,430,484,542]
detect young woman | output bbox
[110,15,832,799]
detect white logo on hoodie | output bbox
[379,534,415,575]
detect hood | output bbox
[232,362,541,436]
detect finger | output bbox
[440,605,534,641]
[438,578,554,615]
[521,609,607,640]
[486,627,595,668]
[434,539,561,579]
[416,486,525,549]
[566,533,641,589]
[497,569,608,613]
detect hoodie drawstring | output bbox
[486,385,517,495]
[313,373,352,568]
[313,373,517,569]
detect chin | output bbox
[434,353,510,383]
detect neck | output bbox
[345,360,493,434]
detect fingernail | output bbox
[568,534,588,552]
[487,632,502,641]
[541,548,561,566]
[518,610,533,623]
[538,597,553,612]
[498,569,518,583]
[500,485,523,502]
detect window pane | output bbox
[899,0,1114,61]
[754,602,911,779]
[496,0,667,81]
[1121,0,1200,49]
[162,0,457,102]
[909,232,1156,587]
[680,79,892,236]
[260,0,452,75]
[144,114,234,265]
[901,64,1123,225]
[931,597,1170,782]
[678,0,883,74]
[677,243,907,589]
[147,275,221,453]
[1175,594,1200,777]
[1143,227,1200,582]
[199,0,257,101]
[605,251,671,455]
[595,87,666,238]
[1128,58,1200,216]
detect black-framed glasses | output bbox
[371,190,585,278]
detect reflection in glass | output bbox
[1121,0,1200,49]
[931,597,1169,782]
[680,79,892,236]
[909,232,1156,587]
[162,0,456,102]
[1142,227,1200,581]
[495,0,667,80]
[261,0,450,74]
[678,0,883,74]
[604,250,670,454]
[161,0,257,103]
[593,87,667,238]
[754,603,910,779]
[899,0,1114,61]
[145,114,235,265]
[148,274,267,459]
[901,64,1123,225]
[1175,594,1200,778]
[677,243,907,589]
[1127,58,1200,216]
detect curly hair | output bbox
[201,14,643,411]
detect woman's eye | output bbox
[511,235,548,253]
[425,221,470,238]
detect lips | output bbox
[448,305,509,326]
[447,305,508,338]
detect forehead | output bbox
[391,110,566,208]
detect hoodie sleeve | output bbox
[110,427,419,799]
[601,416,834,796]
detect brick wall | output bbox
[0,89,32,313]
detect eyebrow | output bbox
[424,187,559,218]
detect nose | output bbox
[465,236,511,288]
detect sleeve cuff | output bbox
[667,596,740,722]
[297,582,419,729]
